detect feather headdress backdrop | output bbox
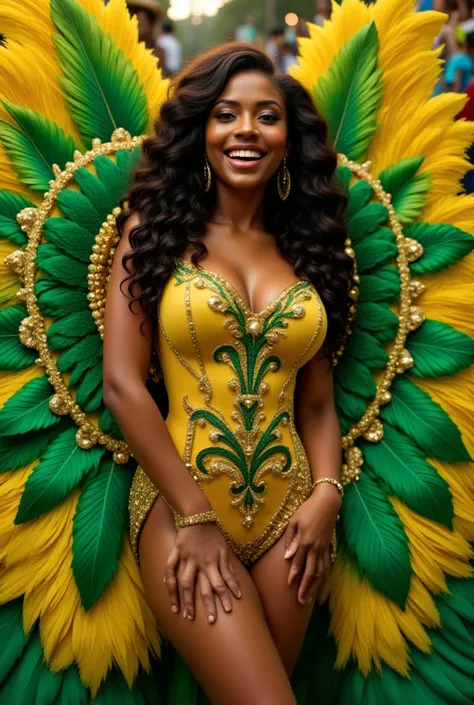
[0,0,473,702]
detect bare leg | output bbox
[138,497,297,705]
[251,534,314,674]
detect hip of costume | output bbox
[129,258,328,565]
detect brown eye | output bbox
[258,113,280,123]
[215,111,236,121]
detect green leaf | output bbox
[355,302,399,342]
[407,222,474,274]
[72,455,132,610]
[0,376,59,436]
[407,319,474,378]
[346,180,373,220]
[315,22,383,162]
[335,354,376,400]
[379,156,431,226]
[347,202,388,245]
[345,327,389,369]
[56,189,103,235]
[341,471,411,607]
[359,265,400,303]
[0,101,76,192]
[354,228,397,272]
[51,0,148,148]
[0,599,28,682]
[0,423,66,473]
[43,217,94,263]
[36,277,88,317]
[15,427,104,523]
[0,304,37,370]
[362,424,454,528]
[47,310,96,350]
[36,243,88,289]
[0,191,34,246]
[381,376,470,462]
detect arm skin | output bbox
[102,215,211,517]
[282,352,342,605]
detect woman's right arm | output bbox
[103,215,241,621]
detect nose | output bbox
[233,113,259,139]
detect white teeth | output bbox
[227,150,263,159]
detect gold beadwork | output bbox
[277,158,291,201]
[4,250,26,278]
[312,477,344,498]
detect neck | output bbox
[211,181,266,232]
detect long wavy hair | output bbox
[119,43,352,361]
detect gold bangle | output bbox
[175,509,217,531]
[312,477,344,498]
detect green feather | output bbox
[43,217,94,263]
[335,355,376,400]
[58,334,102,373]
[0,376,59,436]
[0,629,44,705]
[0,423,66,473]
[95,667,160,705]
[339,662,367,704]
[411,648,474,704]
[354,228,397,272]
[51,0,148,148]
[55,665,88,704]
[347,202,388,245]
[0,101,76,192]
[0,304,37,370]
[74,361,103,412]
[99,407,124,440]
[0,599,27,682]
[379,157,431,226]
[431,632,474,677]
[0,190,34,246]
[15,427,104,523]
[407,319,474,378]
[72,455,133,611]
[74,166,115,215]
[33,666,63,705]
[346,179,373,220]
[56,190,103,235]
[0,275,20,307]
[340,472,412,607]
[359,265,400,302]
[355,302,399,342]
[116,145,142,176]
[167,657,200,705]
[335,165,352,195]
[47,310,96,350]
[381,376,470,462]
[36,243,88,289]
[335,381,368,425]
[36,278,88,317]
[314,22,383,162]
[345,327,389,368]
[362,424,454,527]
[407,222,474,274]
[94,154,131,204]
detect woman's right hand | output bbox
[164,523,242,624]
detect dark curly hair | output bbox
[119,43,352,361]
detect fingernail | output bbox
[237,590,242,598]
[171,605,178,613]
[187,614,193,620]
[183,610,187,619]
[284,550,291,559]
[224,604,231,613]
[162,576,166,583]
[208,615,215,623]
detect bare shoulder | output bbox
[122,212,141,241]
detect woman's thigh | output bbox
[251,534,314,674]
[138,497,297,705]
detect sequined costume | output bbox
[130,259,327,564]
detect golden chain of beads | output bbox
[337,154,425,485]
[14,128,143,463]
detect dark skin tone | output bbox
[103,71,341,705]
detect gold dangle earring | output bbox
[277,158,291,201]
[204,156,212,193]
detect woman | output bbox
[103,44,352,705]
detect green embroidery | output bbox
[176,259,313,528]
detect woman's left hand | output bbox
[283,484,342,605]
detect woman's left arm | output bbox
[283,352,342,605]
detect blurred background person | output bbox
[157,20,182,77]
[281,42,299,72]
[313,0,332,26]
[265,26,286,68]
[235,14,258,43]
[127,0,165,67]
[444,28,474,92]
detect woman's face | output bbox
[205,71,288,192]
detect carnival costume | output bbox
[0,0,473,703]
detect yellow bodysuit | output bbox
[129,257,328,565]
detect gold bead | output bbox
[113,450,130,464]
[4,250,26,278]
[408,305,425,331]
[404,238,424,263]
[363,418,384,443]
[49,394,70,416]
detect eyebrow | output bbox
[215,99,283,109]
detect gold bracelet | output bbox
[312,477,344,498]
[175,509,217,531]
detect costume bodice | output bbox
[152,257,328,563]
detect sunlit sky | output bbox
[167,0,228,20]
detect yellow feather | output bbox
[75,0,169,131]
[0,368,43,408]
[0,240,21,308]
[421,194,474,233]
[418,283,474,338]
[433,460,474,542]
[0,143,38,199]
